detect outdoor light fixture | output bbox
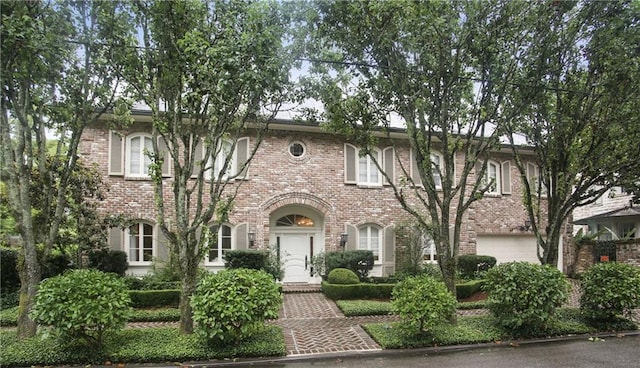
[248,232,256,248]
[340,233,348,249]
[524,220,532,231]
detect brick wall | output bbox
[79,121,540,264]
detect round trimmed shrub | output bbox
[31,269,131,351]
[484,262,569,335]
[191,268,282,345]
[391,274,457,334]
[327,268,360,285]
[580,262,640,321]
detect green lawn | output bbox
[0,325,285,366]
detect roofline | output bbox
[573,205,640,224]
[97,109,535,153]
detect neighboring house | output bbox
[79,110,554,282]
[571,188,640,269]
[573,187,639,241]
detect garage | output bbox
[476,235,540,265]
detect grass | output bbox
[0,325,285,366]
[363,308,637,349]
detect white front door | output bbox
[279,233,312,283]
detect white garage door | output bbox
[476,235,539,265]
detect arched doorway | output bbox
[270,205,324,283]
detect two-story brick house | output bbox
[79,110,551,282]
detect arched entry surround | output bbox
[258,193,338,283]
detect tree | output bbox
[0,1,132,338]
[115,0,294,333]
[304,0,534,297]
[505,0,640,267]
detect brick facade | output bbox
[79,117,546,278]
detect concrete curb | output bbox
[167,330,640,367]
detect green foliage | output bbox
[391,275,457,334]
[88,249,128,276]
[336,300,392,317]
[580,262,640,321]
[394,219,432,276]
[224,249,270,271]
[457,255,496,279]
[0,248,19,291]
[0,326,285,366]
[327,268,360,285]
[129,308,180,323]
[124,276,180,291]
[321,281,394,300]
[191,269,282,345]
[324,250,375,280]
[128,289,181,308]
[484,262,569,335]
[456,280,486,300]
[41,253,76,279]
[31,269,131,351]
[0,306,18,326]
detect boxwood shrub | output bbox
[224,250,269,270]
[325,250,375,279]
[129,289,181,308]
[322,281,394,300]
[456,280,485,300]
[457,254,496,279]
[327,268,360,284]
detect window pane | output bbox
[358,156,368,182]
[130,137,140,174]
[358,227,368,250]
[129,225,140,262]
[431,154,441,187]
[370,227,379,260]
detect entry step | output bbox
[281,283,322,294]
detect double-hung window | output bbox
[207,224,232,264]
[358,149,382,186]
[126,134,153,177]
[358,225,381,262]
[127,222,154,264]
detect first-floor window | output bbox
[422,234,438,263]
[359,225,381,261]
[208,224,232,263]
[128,223,154,263]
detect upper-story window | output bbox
[483,160,501,194]
[345,144,394,187]
[126,222,155,265]
[206,224,233,264]
[109,131,170,178]
[526,162,547,197]
[126,134,153,177]
[410,149,445,190]
[358,149,382,186]
[192,137,250,180]
[358,224,381,262]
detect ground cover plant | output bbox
[336,300,393,316]
[0,326,285,366]
[1,307,181,326]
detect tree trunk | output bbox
[179,267,198,334]
[16,248,40,339]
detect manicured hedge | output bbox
[224,250,270,270]
[321,281,394,300]
[457,255,496,278]
[128,289,181,308]
[0,248,20,291]
[456,280,485,300]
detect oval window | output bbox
[289,142,305,158]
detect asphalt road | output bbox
[198,334,640,368]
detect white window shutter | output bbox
[383,225,395,276]
[236,137,249,179]
[108,227,122,252]
[158,137,171,177]
[410,149,423,186]
[501,161,512,194]
[108,131,124,175]
[156,226,169,262]
[383,147,394,185]
[345,224,357,250]
[344,144,357,184]
[235,223,248,250]
[191,139,204,178]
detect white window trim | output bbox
[205,224,234,265]
[484,160,501,195]
[125,222,155,266]
[357,149,383,187]
[358,224,382,264]
[125,133,153,178]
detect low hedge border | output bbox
[129,289,181,308]
[321,281,394,300]
[322,280,486,301]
